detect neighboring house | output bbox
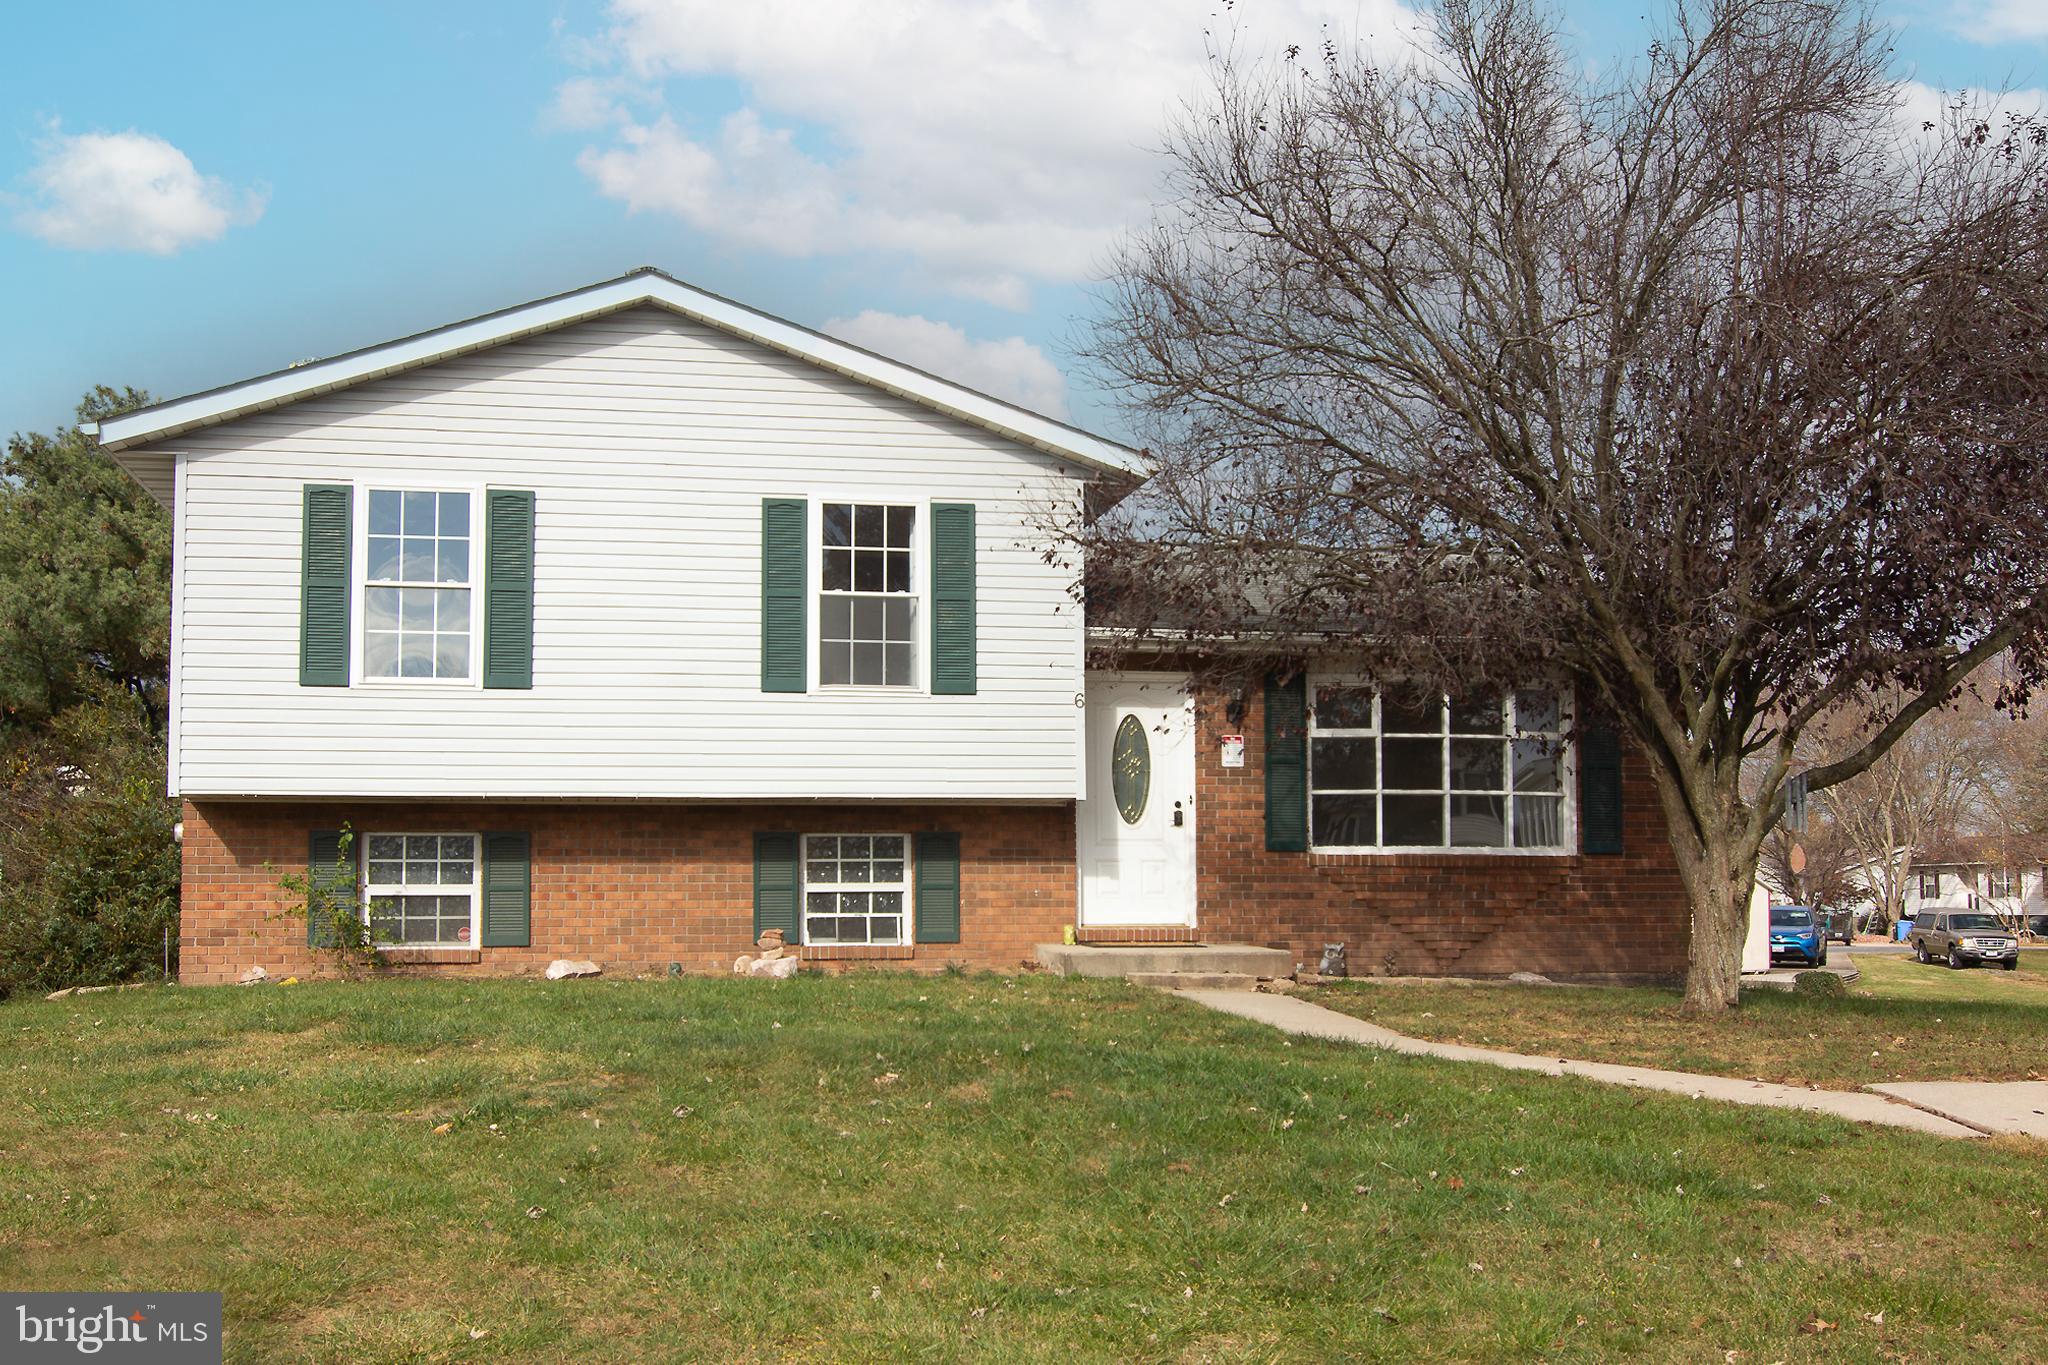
[100,269,1687,983]
[1901,839,2048,931]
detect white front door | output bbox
[1078,674,1197,927]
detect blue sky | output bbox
[1,0,2039,446]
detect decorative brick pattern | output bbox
[1188,682,1690,981]
[1075,926,1203,944]
[178,800,1075,984]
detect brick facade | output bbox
[178,800,1076,984]
[1189,681,1690,981]
[178,682,1690,985]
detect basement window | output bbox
[363,833,479,946]
[803,834,909,944]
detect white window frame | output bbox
[801,833,913,945]
[359,831,481,949]
[1306,679,1576,855]
[1917,869,1943,901]
[1984,867,2015,899]
[351,483,482,687]
[807,495,929,694]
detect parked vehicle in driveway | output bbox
[1822,909,1854,945]
[1909,911,2020,969]
[1769,904,1827,967]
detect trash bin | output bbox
[1895,919,1914,942]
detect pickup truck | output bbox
[1908,910,2020,969]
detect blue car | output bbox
[1769,904,1827,967]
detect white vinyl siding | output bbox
[163,307,1086,800]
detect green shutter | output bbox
[1581,726,1624,855]
[483,490,536,689]
[308,828,358,947]
[753,833,801,941]
[299,485,352,687]
[930,503,977,695]
[761,499,807,693]
[914,832,962,943]
[1264,673,1308,852]
[481,832,532,947]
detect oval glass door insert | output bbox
[1111,714,1151,824]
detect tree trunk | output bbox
[1646,757,1762,1013]
[1681,853,1753,1012]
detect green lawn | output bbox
[1316,952,2048,1091]
[3,976,2044,1362]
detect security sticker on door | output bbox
[1220,734,1245,768]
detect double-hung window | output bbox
[803,834,909,944]
[1985,868,2014,899]
[1308,685,1568,851]
[819,502,916,687]
[364,488,473,680]
[363,833,478,945]
[1918,870,1943,900]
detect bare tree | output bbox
[1758,818,1860,913]
[1087,0,2048,1009]
[1979,703,2048,837]
[1818,695,1989,934]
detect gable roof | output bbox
[92,267,1150,479]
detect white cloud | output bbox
[12,128,265,255]
[560,0,1424,307]
[1945,0,2048,43]
[544,75,658,132]
[825,309,1071,418]
[1893,80,2047,145]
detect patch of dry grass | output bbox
[1316,953,2048,1088]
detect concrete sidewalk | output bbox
[1869,1082,2048,1138]
[1176,988,1985,1139]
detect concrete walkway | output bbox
[1870,1082,2048,1138]
[1176,988,1986,1139]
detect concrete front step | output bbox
[1127,971,1260,991]
[1036,943,1295,980]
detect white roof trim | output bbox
[95,268,1151,479]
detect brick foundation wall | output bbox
[1190,683,1690,980]
[179,684,1691,985]
[179,800,1076,985]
